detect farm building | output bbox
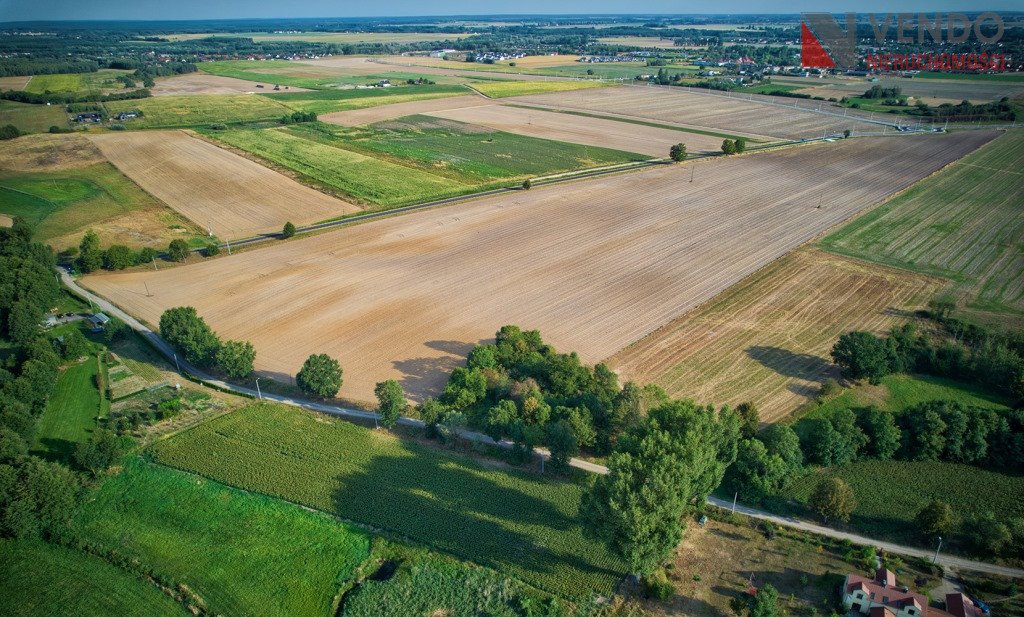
[842,569,985,617]
[87,313,110,332]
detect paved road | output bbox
[63,271,1024,579]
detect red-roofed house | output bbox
[945,593,983,617]
[842,568,956,617]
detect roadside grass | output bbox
[104,94,293,128]
[504,103,766,141]
[0,163,204,250]
[72,457,372,617]
[0,539,188,617]
[32,352,103,462]
[264,84,468,115]
[0,100,69,133]
[469,80,609,98]
[780,460,1024,547]
[149,402,625,599]
[821,129,1024,318]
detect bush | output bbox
[167,239,190,262]
[102,244,134,270]
[281,221,296,239]
[644,569,674,600]
[204,242,220,257]
[0,124,21,140]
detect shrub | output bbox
[644,569,674,600]
[0,124,21,140]
[167,239,190,262]
[204,242,220,257]
[281,221,296,239]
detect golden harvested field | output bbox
[772,75,1024,105]
[322,56,575,82]
[83,132,993,404]
[89,131,360,238]
[510,54,586,67]
[0,75,31,90]
[608,248,943,421]
[0,133,104,172]
[596,36,681,47]
[151,73,309,96]
[427,104,723,156]
[319,94,493,126]
[511,85,887,139]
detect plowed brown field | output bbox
[83,132,996,404]
[319,94,493,126]
[607,248,943,421]
[426,104,723,156]
[89,130,360,238]
[152,73,310,96]
[511,85,888,139]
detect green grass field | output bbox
[0,163,170,244]
[73,458,371,617]
[264,84,468,115]
[469,80,609,98]
[150,403,624,599]
[0,539,187,617]
[0,100,69,133]
[916,71,1024,83]
[32,355,102,461]
[315,115,649,180]
[782,461,1024,545]
[802,373,1012,426]
[201,60,465,89]
[821,129,1024,318]
[104,94,293,128]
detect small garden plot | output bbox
[106,352,151,400]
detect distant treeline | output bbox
[0,88,150,105]
[0,58,99,77]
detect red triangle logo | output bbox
[801,22,835,68]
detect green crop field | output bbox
[782,461,1024,545]
[0,539,187,616]
[72,458,371,617]
[150,403,624,599]
[201,60,465,89]
[104,94,293,127]
[821,129,1024,318]
[265,84,468,115]
[24,73,84,94]
[916,71,1024,83]
[32,355,102,461]
[0,100,69,133]
[209,126,466,206]
[469,80,609,98]
[311,115,648,181]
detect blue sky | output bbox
[2,1,1020,22]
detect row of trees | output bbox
[158,307,255,379]
[831,322,1024,399]
[721,138,747,155]
[73,230,226,273]
[0,219,82,541]
[426,326,674,469]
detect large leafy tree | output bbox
[374,379,406,429]
[216,340,255,379]
[296,353,342,399]
[915,500,955,539]
[583,401,737,578]
[159,306,221,368]
[831,331,890,384]
[808,476,856,523]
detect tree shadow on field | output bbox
[392,339,488,403]
[746,346,832,381]
[329,438,623,594]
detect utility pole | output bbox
[173,353,180,373]
[690,165,695,183]
[932,536,943,564]
[225,238,232,255]
[255,377,262,400]
[152,256,158,271]
[144,282,152,297]
[732,491,738,514]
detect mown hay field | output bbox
[83,132,996,404]
[202,60,468,89]
[509,85,888,139]
[0,160,206,250]
[319,94,494,127]
[0,539,188,616]
[427,103,723,156]
[89,130,360,238]
[150,403,624,599]
[72,457,371,617]
[822,129,1024,319]
[264,84,470,115]
[0,100,69,134]
[151,72,309,96]
[607,248,944,422]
